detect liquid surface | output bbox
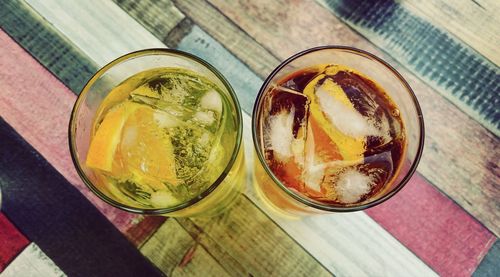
[259,64,405,206]
[86,67,237,209]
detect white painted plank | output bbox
[27,2,437,276]
[25,0,165,66]
[0,243,65,277]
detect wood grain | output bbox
[473,240,500,277]
[140,219,230,276]
[175,25,262,114]
[400,0,500,66]
[0,117,162,277]
[8,1,334,275]
[240,114,437,277]
[25,0,165,66]
[112,0,185,41]
[0,0,98,93]
[178,195,332,276]
[0,213,29,272]
[209,0,500,237]
[10,1,442,275]
[17,1,451,275]
[0,30,139,235]
[0,244,65,277]
[367,174,496,276]
[171,0,281,79]
[317,0,500,135]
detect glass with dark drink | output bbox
[252,46,424,217]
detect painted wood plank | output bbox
[25,2,439,275]
[0,0,98,93]
[399,0,500,66]
[177,195,332,276]
[0,2,331,276]
[0,118,162,276]
[0,243,65,277]
[176,25,262,114]
[125,216,167,248]
[171,0,281,79]
[25,0,165,66]
[0,213,29,272]
[0,30,143,235]
[318,0,500,135]
[367,174,496,276]
[209,0,500,238]
[140,219,230,276]
[239,115,437,277]
[112,0,185,41]
[473,240,500,277]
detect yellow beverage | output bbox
[85,67,244,216]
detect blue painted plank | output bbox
[474,240,500,277]
[176,25,263,114]
[318,0,500,135]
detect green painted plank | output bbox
[0,0,98,93]
[112,0,185,40]
[318,0,500,136]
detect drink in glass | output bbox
[70,49,244,217]
[253,46,424,216]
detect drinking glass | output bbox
[252,46,424,217]
[69,49,245,217]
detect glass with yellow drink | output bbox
[70,49,244,217]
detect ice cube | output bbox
[262,87,309,163]
[336,169,373,203]
[200,89,222,112]
[266,108,296,161]
[193,111,216,125]
[316,79,379,138]
[130,93,194,119]
[150,190,180,208]
[302,124,325,192]
[153,110,183,128]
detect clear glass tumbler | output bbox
[252,46,424,217]
[69,49,245,217]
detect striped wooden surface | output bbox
[0,0,498,276]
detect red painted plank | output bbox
[367,173,496,277]
[125,216,167,247]
[0,30,138,234]
[0,213,29,271]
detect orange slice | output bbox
[86,103,138,172]
[121,105,178,186]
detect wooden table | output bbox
[0,0,498,276]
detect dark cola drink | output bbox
[260,64,405,206]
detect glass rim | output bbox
[69,48,243,215]
[252,45,425,212]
